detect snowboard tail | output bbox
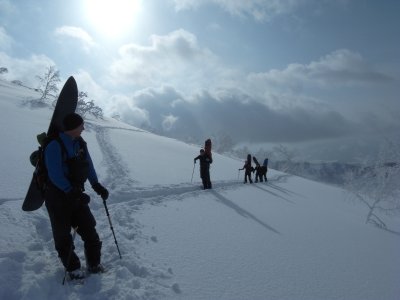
[253,156,260,166]
[204,138,212,157]
[22,76,78,211]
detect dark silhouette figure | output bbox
[194,149,213,189]
[239,154,253,183]
[253,156,263,182]
[262,158,268,181]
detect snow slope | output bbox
[0,79,399,300]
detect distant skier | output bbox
[239,154,253,183]
[44,113,109,281]
[194,148,213,189]
[253,156,263,183]
[262,158,268,181]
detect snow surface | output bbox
[1,79,399,300]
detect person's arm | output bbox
[45,141,72,192]
[82,142,99,187]
[84,144,109,200]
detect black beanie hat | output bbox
[63,113,83,131]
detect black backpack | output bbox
[29,133,69,196]
[29,133,87,196]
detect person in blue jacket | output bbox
[44,113,109,280]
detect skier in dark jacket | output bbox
[262,158,268,181]
[44,113,109,280]
[194,149,212,189]
[253,157,263,183]
[239,154,253,183]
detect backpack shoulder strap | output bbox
[77,136,88,156]
[77,136,87,147]
[51,136,69,160]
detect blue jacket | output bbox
[45,132,98,193]
[263,159,268,167]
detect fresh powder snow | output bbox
[1,79,399,299]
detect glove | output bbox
[194,159,196,164]
[92,182,109,201]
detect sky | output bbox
[1,80,400,299]
[0,0,399,162]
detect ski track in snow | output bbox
[91,124,139,193]
[88,124,300,298]
[89,122,296,207]
[1,123,301,299]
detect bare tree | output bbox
[273,144,298,173]
[211,132,235,153]
[76,91,104,119]
[344,139,400,229]
[36,66,60,102]
[234,145,251,161]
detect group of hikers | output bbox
[238,154,268,184]
[193,149,268,189]
[38,112,269,282]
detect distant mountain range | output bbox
[270,161,399,186]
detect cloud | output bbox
[0,52,55,87]
[114,99,150,127]
[112,84,361,144]
[106,39,398,147]
[172,0,306,22]
[110,30,392,117]
[0,26,13,51]
[162,114,179,131]
[247,49,392,92]
[73,69,112,108]
[54,26,96,53]
[109,29,232,93]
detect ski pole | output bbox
[237,169,240,181]
[62,226,78,285]
[103,199,122,259]
[191,162,196,183]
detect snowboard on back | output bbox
[22,76,78,211]
[204,139,212,158]
[253,156,260,166]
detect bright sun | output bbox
[84,0,141,37]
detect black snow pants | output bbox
[244,170,253,183]
[45,183,102,271]
[200,168,212,189]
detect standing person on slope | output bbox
[194,148,213,189]
[262,158,268,182]
[44,113,109,280]
[239,154,253,184]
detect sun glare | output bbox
[84,0,141,37]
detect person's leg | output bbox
[45,188,80,271]
[201,177,207,189]
[204,170,211,189]
[73,203,102,270]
